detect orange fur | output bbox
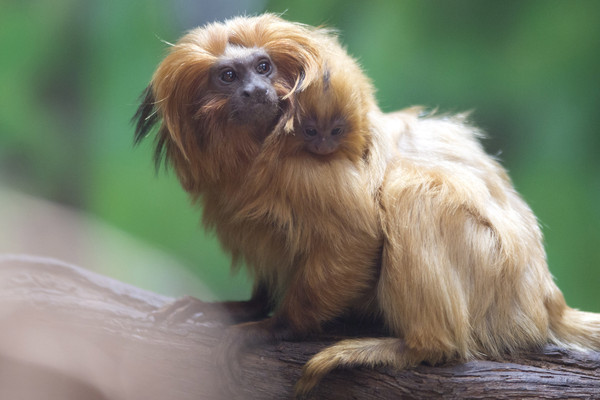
[134,14,600,398]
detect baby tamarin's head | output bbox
[133,14,330,190]
[290,42,377,163]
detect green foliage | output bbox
[1,0,598,309]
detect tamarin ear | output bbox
[133,85,160,145]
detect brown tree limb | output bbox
[0,254,599,399]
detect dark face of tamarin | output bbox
[210,47,279,128]
[133,14,329,192]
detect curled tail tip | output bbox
[294,351,339,398]
[293,376,319,399]
[294,338,404,397]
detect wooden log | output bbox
[0,254,599,399]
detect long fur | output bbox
[296,110,600,395]
[133,14,600,398]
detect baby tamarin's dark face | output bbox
[292,62,372,162]
[300,117,348,156]
[210,46,280,127]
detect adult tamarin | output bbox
[134,13,600,397]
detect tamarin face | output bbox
[209,46,280,127]
[300,116,348,156]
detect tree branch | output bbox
[0,255,598,399]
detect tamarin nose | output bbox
[242,83,270,102]
[243,87,264,98]
[242,88,253,97]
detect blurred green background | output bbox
[1,0,599,310]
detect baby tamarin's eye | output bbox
[256,60,272,75]
[220,69,237,83]
[305,127,318,137]
[331,127,343,136]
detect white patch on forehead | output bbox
[221,45,264,61]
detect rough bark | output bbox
[0,254,598,399]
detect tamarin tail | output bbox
[549,307,600,351]
[294,338,408,397]
[295,309,600,396]
[295,308,600,397]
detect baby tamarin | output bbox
[134,14,600,397]
[284,42,374,162]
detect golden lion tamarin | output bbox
[134,14,600,397]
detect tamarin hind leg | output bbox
[219,249,380,380]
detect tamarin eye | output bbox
[331,127,343,136]
[305,127,318,137]
[220,69,237,83]
[256,60,272,74]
